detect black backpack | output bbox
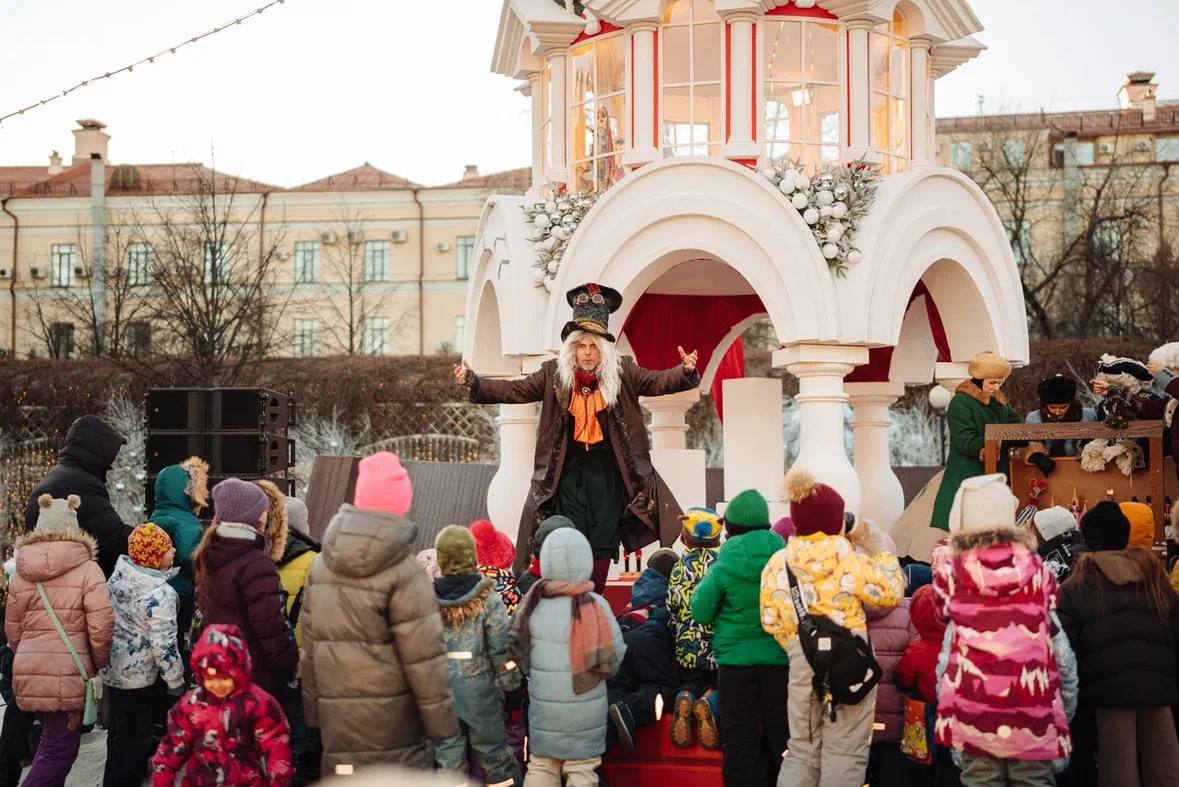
[785,564,881,720]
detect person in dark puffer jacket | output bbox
[24,415,131,577]
[1058,501,1179,786]
[192,479,297,698]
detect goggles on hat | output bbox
[575,292,606,306]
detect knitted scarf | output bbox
[508,578,617,695]
[568,370,607,447]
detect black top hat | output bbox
[561,282,623,343]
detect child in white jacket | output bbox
[102,523,184,787]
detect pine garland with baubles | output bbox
[760,158,881,278]
[523,190,600,291]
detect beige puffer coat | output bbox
[5,527,113,712]
[301,504,457,772]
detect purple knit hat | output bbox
[772,516,796,541]
[212,478,269,525]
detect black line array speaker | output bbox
[144,387,296,515]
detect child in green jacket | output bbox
[691,489,787,787]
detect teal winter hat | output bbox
[724,489,771,530]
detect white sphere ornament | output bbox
[778,178,796,195]
[761,168,778,181]
[551,227,568,241]
[784,168,800,184]
[791,193,809,210]
[803,208,820,225]
[820,205,833,218]
[544,201,558,213]
[827,223,845,241]
[847,249,863,265]
[531,266,546,283]
[817,190,834,206]
[546,259,560,274]
[562,213,577,227]
[928,384,954,411]
[534,214,551,229]
[543,277,554,292]
[794,174,811,191]
[831,202,848,219]
[822,243,839,259]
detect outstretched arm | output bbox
[629,346,700,397]
[457,361,548,405]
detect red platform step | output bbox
[602,714,723,787]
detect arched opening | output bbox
[468,279,513,376]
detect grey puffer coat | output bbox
[301,504,458,772]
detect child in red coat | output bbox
[895,584,945,704]
[152,624,292,786]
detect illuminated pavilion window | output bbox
[871,10,910,174]
[661,0,723,157]
[569,34,627,193]
[763,17,841,170]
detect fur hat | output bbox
[1037,374,1078,406]
[212,478,269,527]
[1033,506,1078,543]
[680,507,722,547]
[1095,354,1152,393]
[129,522,173,570]
[646,548,680,579]
[469,519,515,569]
[784,468,844,537]
[724,489,771,532]
[967,351,1012,380]
[1080,500,1131,551]
[253,480,289,562]
[435,525,478,576]
[354,451,413,516]
[179,456,210,513]
[947,473,1018,535]
[34,494,80,534]
[1119,501,1155,549]
[1149,342,1179,371]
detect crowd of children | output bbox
[5,399,1179,787]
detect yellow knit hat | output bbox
[1119,502,1155,549]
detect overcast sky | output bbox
[1,0,1176,188]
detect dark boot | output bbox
[609,702,636,752]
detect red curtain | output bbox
[620,294,766,420]
[844,282,951,383]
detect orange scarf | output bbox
[568,388,607,447]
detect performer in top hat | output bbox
[454,282,700,593]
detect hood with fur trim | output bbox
[946,531,1043,599]
[435,575,494,627]
[253,479,289,562]
[15,527,98,583]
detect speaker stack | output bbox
[144,388,296,518]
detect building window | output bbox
[456,236,475,280]
[1054,140,1095,167]
[203,242,229,285]
[950,141,973,171]
[569,34,627,193]
[661,0,722,158]
[363,316,390,355]
[126,321,151,357]
[455,315,466,353]
[1003,138,1027,167]
[49,322,74,359]
[763,18,841,170]
[293,318,318,357]
[127,243,153,286]
[363,240,390,282]
[870,10,910,173]
[294,241,320,284]
[1157,137,1179,162]
[50,244,76,288]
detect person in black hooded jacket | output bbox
[23,415,130,577]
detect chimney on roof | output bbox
[462,164,479,181]
[72,119,110,165]
[48,150,62,176]
[1119,71,1158,122]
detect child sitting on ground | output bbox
[933,474,1071,783]
[102,523,185,787]
[432,526,521,786]
[152,624,292,786]
[666,507,723,750]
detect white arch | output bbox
[542,157,840,353]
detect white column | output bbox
[846,20,873,161]
[722,13,760,161]
[525,70,546,188]
[623,22,659,168]
[846,381,905,530]
[485,403,540,548]
[643,388,707,539]
[643,388,699,450]
[774,344,869,514]
[545,50,569,185]
[909,38,933,167]
[722,378,786,519]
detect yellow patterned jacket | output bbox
[760,533,905,650]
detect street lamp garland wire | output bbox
[0,0,288,127]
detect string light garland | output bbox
[0,0,288,127]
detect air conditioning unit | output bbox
[74,265,88,279]
[436,242,452,253]
[0,268,10,279]
[1098,142,1116,154]
[30,266,45,279]
[320,231,338,244]
[1135,139,1152,152]
[391,229,408,243]
[347,230,364,244]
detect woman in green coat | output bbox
[931,352,1022,530]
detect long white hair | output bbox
[557,330,622,407]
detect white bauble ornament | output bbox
[531,266,546,283]
[544,201,558,213]
[791,193,809,210]
[546,259,560,274]
[115,482,126,491]
[784,168,800,184]
[794,174,811,191]
[778,178,796,195]
[761,168,778,181]
[831,202,848,219]
[551,227,569,241]
[847,249,863,265]
[820,205,832,218]
[816,190,834,206]
[557,200,570,212]
[803,208,820,225]
[827,223,845,241]
[822,243,838,259]
[833,184,850,200]
[543,277,554,292]
[534,214,551,229]
[562,214,577,227]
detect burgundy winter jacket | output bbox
[866,598,916,744]
[195,523,297,696]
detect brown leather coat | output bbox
[5,528,113,713]
[470,357,699,570]
[301,504,457,772]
